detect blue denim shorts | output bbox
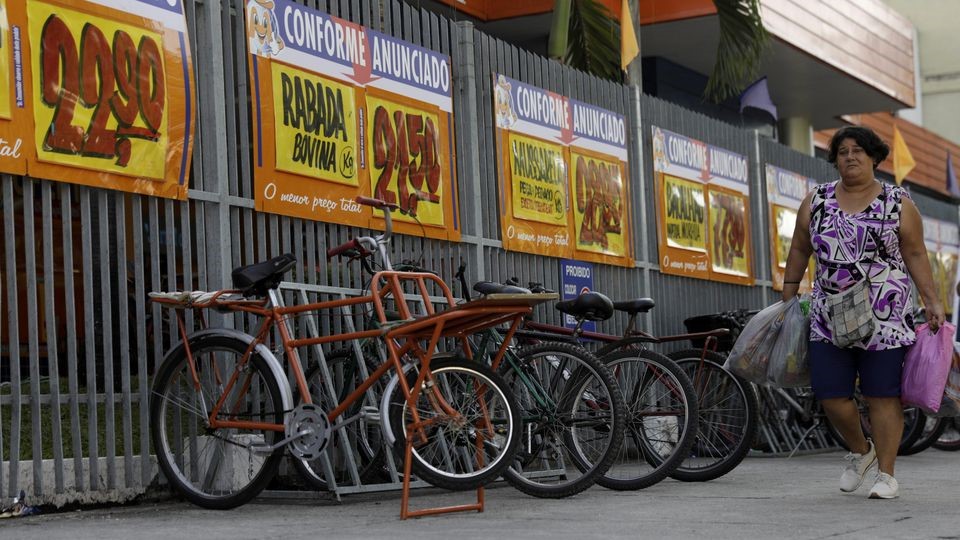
[807,341,906,399]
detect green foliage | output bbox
[703,0,769,103]
[548,0,769,97]
[564,0,622,81]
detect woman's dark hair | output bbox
[827,126,890,170]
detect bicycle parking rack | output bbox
[270,282,551,518]
[754,385,838,456]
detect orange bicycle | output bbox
[148,198,551,516]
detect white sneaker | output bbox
[839,439,877,492]
[869,472,899,499]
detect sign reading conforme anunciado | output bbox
[245,0,459,240]
[492,73,633,267]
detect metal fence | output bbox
[1,0,954,505]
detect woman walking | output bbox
[781,126,944,499]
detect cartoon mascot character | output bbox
[247,0,284,57]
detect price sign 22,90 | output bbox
[30,3,168,180]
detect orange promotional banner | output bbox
[651,126,753,285]
[246,1,458,240]
[0,0,196,198]
[765,164,817,291]
[493,73,632,266]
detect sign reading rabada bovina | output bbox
[651,126,753,285]
[492,73,632,267]
[0,0,196,198]
[245,0,459,240]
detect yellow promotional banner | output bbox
[0,0,10,120]
[508,132,567,225]
[571,149,629,261]
[772,205,795,271]
[492,73,632,266]
[708,189,750,277]
[651,126,752,284]
[247,1,459,241]
[366,92,448,229]
[0,1,31,174]
[663,174,706,252]
[29,3,165,179]
[272,63,358,186]
[499,130,571,257]
[15,0,195,198]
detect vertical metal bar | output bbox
[114,194,134,488]
[98,191,116,489]
[131,196,150,487]
[41,182,65,492]
[80,188,99,490]
[60,184,84,491]
[21,179,44,496]
[3,175,21,497]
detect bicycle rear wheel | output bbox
[667,350,758,482]
[150,335,284,509]
[388,357,521,491]
[900,415,947,456]
[598,349,698,490]
[500,342,625,498]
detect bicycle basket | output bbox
[683,313,740,352]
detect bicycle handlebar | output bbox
[355,196,398,211]
[326,238,363,260]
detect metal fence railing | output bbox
[1,0,953,505]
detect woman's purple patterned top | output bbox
[808,180,916,350]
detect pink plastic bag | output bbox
[901,322,956,413]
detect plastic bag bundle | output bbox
[724,300,788,385]
[767,298,811,388]
[901,322,956,414]
[930,343,960,418]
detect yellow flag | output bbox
[621,0,639,72]
[892,124,915,186]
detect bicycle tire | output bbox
[900,415,947,456]
[292,348,386,490]
[387,357,521,491]
[824,400,927,455]
[499,342,626,498]
[667,350,759,482]
[150,334,284,509]
[932,417,960,451]
[598,349,698,490]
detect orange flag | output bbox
[892,124,915,186]
[620,0,639,72]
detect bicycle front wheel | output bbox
[933,417,960,451]
[500,342,625,498]
[667,350,758,482]
[599,349,698,490]
[150,335,285,509]
[388,357,521,491]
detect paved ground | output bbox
[3,449,959,540]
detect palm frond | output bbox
[564,0,621,81]
[704,0,769,103]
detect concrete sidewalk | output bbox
[3,449,959,540]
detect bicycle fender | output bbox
[379,364,416,446]
[167,328,295,413]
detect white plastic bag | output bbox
[724,300,789,385]
[766,297,810,388]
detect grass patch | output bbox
[1,377,149,461]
